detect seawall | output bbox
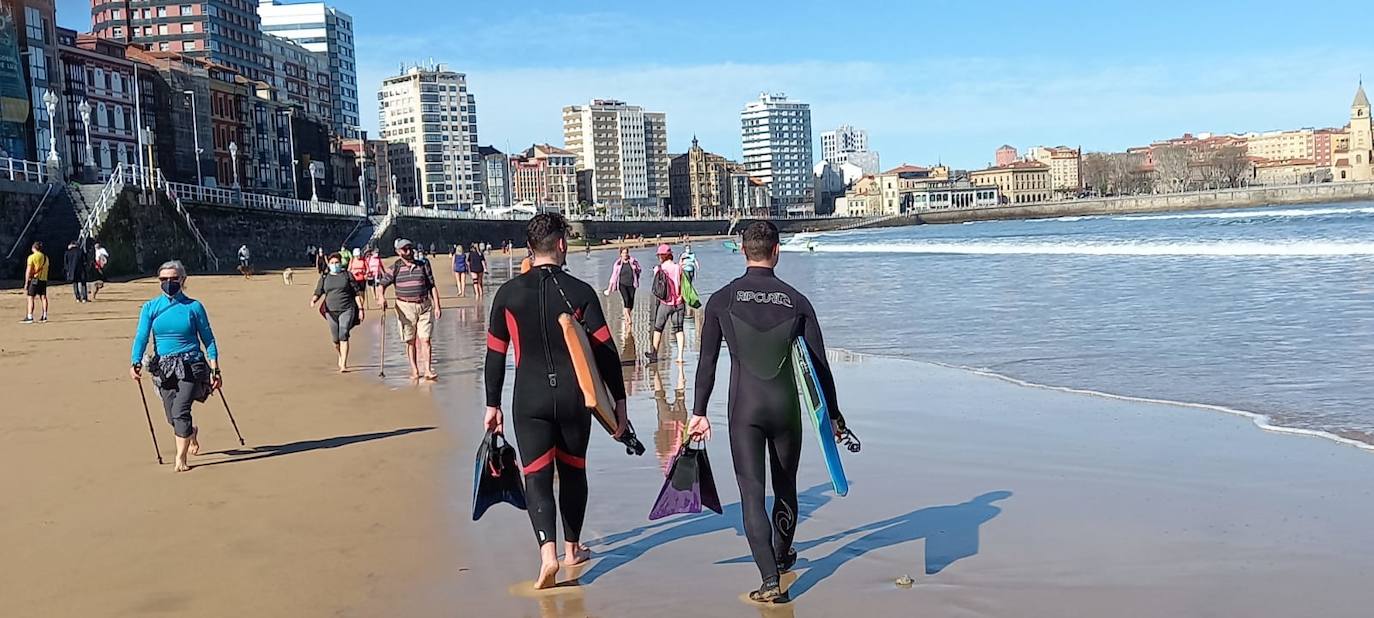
[912,181,1374,224]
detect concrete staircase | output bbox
[343,213,387,250]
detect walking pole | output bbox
[378,304,387,378]
[216,388,246,446]
[136,379,164,464]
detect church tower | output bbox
[1350,83,1373,181]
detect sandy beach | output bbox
[6,252,1374,617]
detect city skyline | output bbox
[56,0,1374,169]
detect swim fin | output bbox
[472,430,527,520]
[649,440,723,520]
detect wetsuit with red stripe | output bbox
[485,264,625,546]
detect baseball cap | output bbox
[656,243,672,255]
[394,238,414,250]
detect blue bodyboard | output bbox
[791,337,849,497]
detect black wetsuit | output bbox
[485,264,626,546]
[694,266,842,583]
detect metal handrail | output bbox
[6,184,55,260]
[79,161,133,244]
[0,156,48,183]
[158,170,220,271]
[160,180,365,217]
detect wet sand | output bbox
[8,256,1374,617]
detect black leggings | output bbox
[326,308,358,343]
[618,284,635,309]
[513,393,592,546]
[728,390,803,583]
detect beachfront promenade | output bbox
[4,252,1374,616]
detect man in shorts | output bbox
[646,243,685,362]
[22,241,49,323]
[380,238,442,380]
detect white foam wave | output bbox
[1115,206,1374,221]
[781,240,1374,257]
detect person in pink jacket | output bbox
[364,249,384,309]
[605,247,642,326]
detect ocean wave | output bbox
[781,240,1374,256]
[1115,206,1374,221]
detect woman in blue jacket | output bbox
[129,260,222,472]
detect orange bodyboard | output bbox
[558,314,618,433]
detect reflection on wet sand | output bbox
[651,361,689,475]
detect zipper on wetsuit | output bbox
[539,269,557,388]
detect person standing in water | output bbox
[604,247,641,327]
[129,260,222,472]
[452,243,469,297]
[311,253,367,372]
[646,244,685,363]
[690,221,848,603]
[484,213,628,589]
[466,242,487,300]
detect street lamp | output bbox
[77,99,93,167]
[358,147,368,209]
[183,90,203,186]
[282,108,298,199]
[309,160,320,202]
[228,141,239,189]
[41,89,58,163]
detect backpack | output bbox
[651,267,668,301]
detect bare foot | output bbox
[173,457,191,472]
[534,559,560,590]
[188,427,200,456]
[424,371,438,381]
[563,543,591,567]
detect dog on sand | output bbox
[282,268,295,285]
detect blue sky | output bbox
[57,0,1374,169]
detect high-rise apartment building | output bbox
[741,93,813,215]
[562,99,668,213]
[377,64,480,208]
[255,0,358,139]
[91,0,268,82]
[476,145,511,209]
[1245,129,1316,162]
[995,144,1018,167]
[820,124,878,173]
[510,143,576,213]
[260,33,330,123]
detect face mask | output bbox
[329,264,343,274]
[161,279,182,297]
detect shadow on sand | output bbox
[579,484,836,585]
[197,426,435,467]
[774,490,1013,599]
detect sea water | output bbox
[562,202,1374,448]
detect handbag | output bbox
[472,430,527,520]
[648,438,723,520]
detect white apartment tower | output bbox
[562,99,669,213]
[742,93,814,215]
[257,0,360,139]
[378,64,481,208]
[821,124,880,174]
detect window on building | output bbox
[157,7,167,17]
[112,26,124,38]
[184,41,197,51]
[158,24,169,35]
[27,52,45,82]
[181,23,195,33]
[24,7,43,41]
[181,5,194,16]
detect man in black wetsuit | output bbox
[484,213,628,589]
[690,220,845,603]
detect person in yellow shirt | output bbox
[23,241,49,324]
